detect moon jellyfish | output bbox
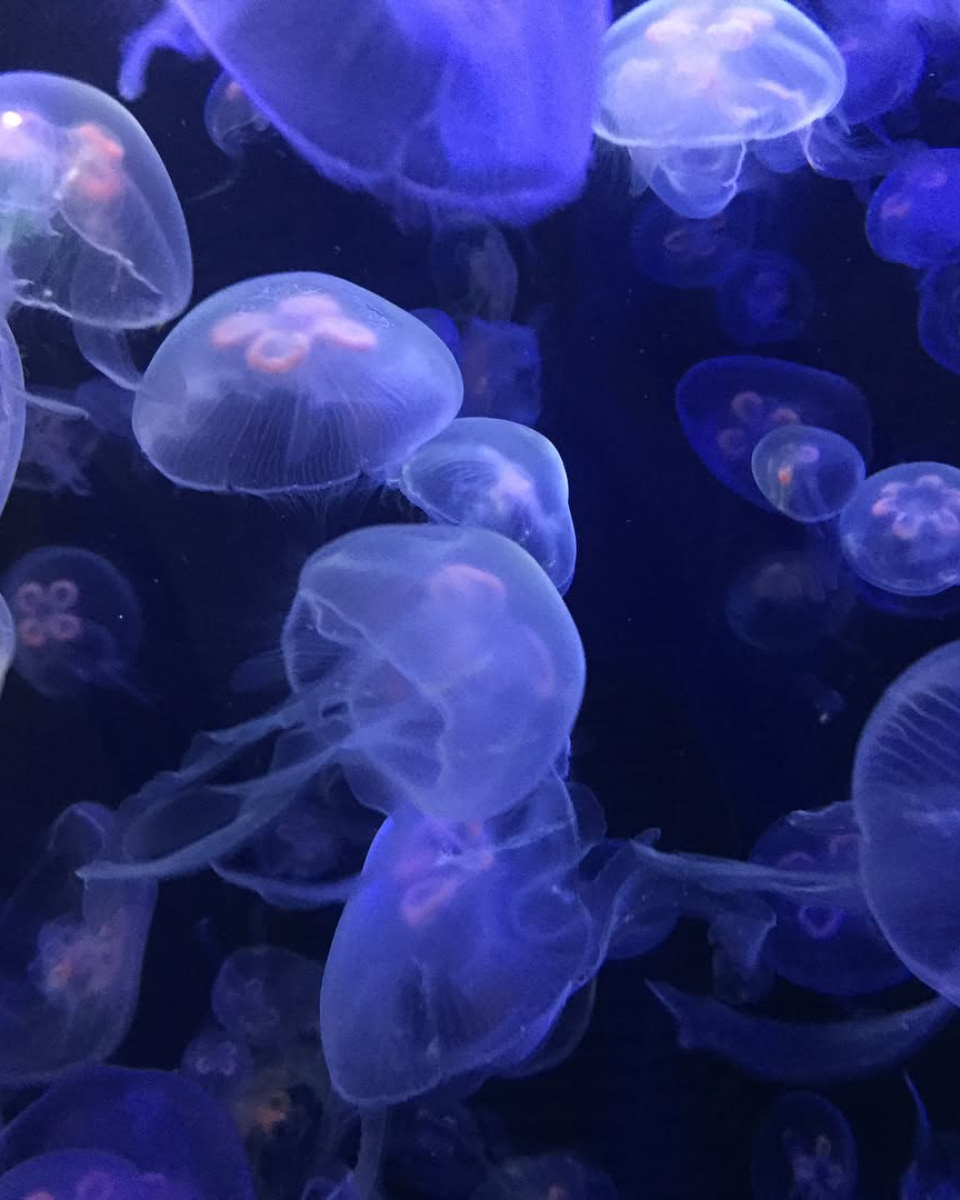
[751,425,866,523]
[474,1154,619,1200]
[751,1092,857,1200]
[211,946,322,1049]
[630,193,756,289]
[919,259,960,377]
[319,773,595,1105]
[827,15,925,125]
[1,545,144,699]
[715,251,815,346]
[0,593,12,696]
[429,224,518,322]
[118,0,610,224]
[132,272,463,494]
[852,639,960,1005]
[901,1074,960,1198]
[593,0,846,217]
[457,318,542,426]
[750,804,907,996]
[396,418,577,593]
[676,356,872,509]
[726,551,854,654]
[0,1149,155,1200]
[205,73,269,163]
[866,149,960,269]
[839,462,960,596]
[0,1065,256,1200]
[0,319,24,519]
[181,1027,254,1103]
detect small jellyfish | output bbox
[866,149,960,268]
[715,251,816,346]
[630,191,756,290]
[901,1074,960,1198]
[751,1092,857,1200]
[211,946,322,1049]
[180,1028,254,1103]
[473,1154,620,1200]
[839,462,960,596]
[396,417,577,593]
[918,258,960,377]
[429,224,519,322]
[204,73,269,163]
[676,356,872,509]
[456,318,541,425]
[132,272,462,494]
[1,546,145,698]
[751,425,865,523]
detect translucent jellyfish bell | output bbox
[866,149,960,269]
[204,73,269,162]
[0,592,12,696]
[751,424,866,523]
[133,272,463,494]
[0,1149,152,1200]
[715,251,815,346]
[396,417,577,593]
[751,1092,857,1200]
[211,946,322,1049]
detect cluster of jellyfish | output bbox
[2,0,960,1195]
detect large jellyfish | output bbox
[118,0,611,224]
[132,272,463,494]
[593,0,846,216]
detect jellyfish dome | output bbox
[132,272,463,494]
[0,72,192,328]
[119,0,611,224]
[0,318,25,521]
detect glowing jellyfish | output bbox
[751,1092,857,1200]
[211,946,322,1049]
[593,0,846,217]
[751,425,865,523]
[456,318,541,425]
[826,14,925,125]
[715,251,815,346]
[204,73,269,162]
[319,773,595,1105]
[919,259,960,377]
[410,307,461,356]
[429,223,518,322]
[118,0,610,224]
[630,192,756,289]
[132,272,463,494]
[852,639,960,1006]
[180,1028,254,1103]
[1,545,144,698]
[866,149,960,269]
[839,462,960,596]
[676,356,871,509]
[0,1149,153,1200]
[396,418,576,593]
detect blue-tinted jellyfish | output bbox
[751,1092,857,1200]
[118,1,610,225]
[1,545,144,699]
[319,772,596,1105]
[715,251,815,346]
[204,73,269,163]
[0,318,25,519]
[630,191,756,290]
[826,14,925,125]
[0,803,154,1084]
[839,462,960,596]
[212,946,322,1049]
[396,418,577,594]
[593,0,846,217]
[473,1154,619,1200]
[853,639,960,1005]
[80,524,586,879]
[429,224,518,322]
[0,1066,256,1200]
[676,356,872,509]
[901,1075,960,1198]
[181,1027,254,1104]
[750,803,907,995]
[410,307,461,356]
[456,318,541,425]
[0,1149,154,1200]
[132,272,463,494]
[919,259,960,377]
[751,425,866,523]
[866,150,960,269]
[0,592,12,696]
[0,73,192,335]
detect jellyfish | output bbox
[204,73,269,164]
[180,1028,254,1104]
[456,318,542,425]
[714,251,815,346]
[751,1092,857,1200]
[919,259,960,377]
[410,307,461,356]
[319,772,596,1105]
[132,272,463,494]
[473,1154,620,1200]
[901,1074,960,1197]
[395,418,577,593]
[211,946,322,1049]
[675,356,872,509]
[0,803,154,1085]
[866,149,960,269]
[593,0,846,217]
[825,13,925,125]
[749,803,907,996]
[0,1066,256,1200]
[751,425,866,523]
[839,462,960,596]
[79,524,586,880]
[1,545,145,699]
[0,1149,155,1200]
[852,639,960,1005]
[0,318,24,519]
[0,592,12,697]
[429,224,518,322]
[630,191,756,290]
[118,0,610,225]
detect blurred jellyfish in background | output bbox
[430,223,518,322]
[0,317,25,518]
[726,551,854,654]
[901,1074,960,1197]
[396,417,577,593]
[676,355,872,509]
[211,946,322,1049]
[1,545,145,699]
[180,1026,255,1105]
[204,73,269,166]
[822,8,925,126]
[714,251,816,346]
[456,317,542,425]
[751,425,866,523]
[839,462,960,596]
[751,1091,857,1200]
[629,191,756,289]
[119,0,611,224]
[593,0,846,217]
[473,1153,619,1200]
[866,149,960,269]
[132,271,463,495]
[0,592,12,696]
[919,259,960,376]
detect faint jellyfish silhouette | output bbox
[839,462,960,596]
[751,425,865,523]
[0,318,25,519]
[676,356,872,509]
[0,1148,151,1200]
[180,1028,254,1104]
[456,318,541,425]
[866,149,960,269]
[715,251,815,345]
[2,546,145,698]
[594,0,846,216]
[901,1074,960,1197]
[630,191,756,289]
[396,417,576,593]
[827,14,925,125]
[918,258,960,376]
[750,803,907,996]
[132,272,463,494]
[429,224,518,322]
[211,946,322,1049]
[118,0,609,224]
[751,1092,857,1199]
[0,592,12,697]
[204,73,269,162]
[473,1153,619,1200]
